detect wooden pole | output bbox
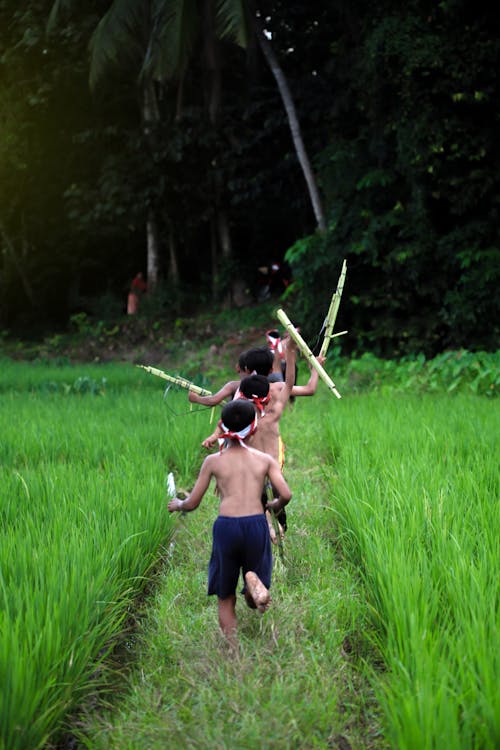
[319,259,347,358]
[276,309,341,399]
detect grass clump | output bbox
[0,364,209,750]
[320,392,499,749]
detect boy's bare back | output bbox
[247,342,297,461]
[247,404,282,461]
[184,444,290,517]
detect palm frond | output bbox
[89,0,148,90]
[215,0,252,48]
[145,0,199,83]
[46,0,79,34]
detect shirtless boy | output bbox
[167,399,291,646]
[188,337,323,410]
[187,350,248,407]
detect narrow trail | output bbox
[80,400,383,750]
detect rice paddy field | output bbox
[0,354,498,749]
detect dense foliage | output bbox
[286,0,500,355]
[1,0,498,354]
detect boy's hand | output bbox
[188,390,200,403]
[266,329,281,351]
[167,497,184,512]
[266,497,282,513]
[316,355,326,366]
[202,433,219,449]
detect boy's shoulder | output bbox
[211,444,271,469]
[268,381,286,402]
[246,444,273,462]
[269,380,285,392]
[222,378,240,392]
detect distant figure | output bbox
[127,272,147,314]
[256,261,291,301]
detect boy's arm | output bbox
[167,457,213,512]
[272,346,283,376]
[265,457,292,512]
[188,380,238,406]
[201,423,223,449]
[291,355,325,396]
[273,336,296,416]
[266,330,284,376]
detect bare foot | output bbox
[265,510,277,544]
[244,572,271,613]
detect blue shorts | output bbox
[207,514,272,599]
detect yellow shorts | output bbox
[278,436,285,469]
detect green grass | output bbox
[0,362,210,750]
[79,386,498,750]
[320,393,499,749]
[1,355,498,749]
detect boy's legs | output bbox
[218,595,237,644]
[244,572,271,612]
[241,515,272,611]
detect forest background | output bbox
[1,0,499,357]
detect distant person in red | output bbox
[127,272,147,314]
[256,261,291,301]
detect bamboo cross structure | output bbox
[319,259,347,358]
[136,365,213,396]
[276,309,342,399]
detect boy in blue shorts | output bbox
[167,399,291,646]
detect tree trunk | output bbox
[146,209,159,289]
[255,22,326,232]
[168,225,179,283]
[217,207,231,259]
[0,220,35,307]
[210,217,218,301]
[203,0,222,127]
[142,82,161,290]
[203,0,233,295]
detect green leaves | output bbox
[215,0,250,48]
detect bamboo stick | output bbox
[136,365,212,396]
[276,309,341,399]
[319,259,347,358]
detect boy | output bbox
[187,350,248,407]
[201,341,297,539]
[167,399,291,646]
[201,339,297,453]
[188,338,323,410]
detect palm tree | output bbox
[217,1,326,231]
[48,0,200,291]
[48,0,326,295]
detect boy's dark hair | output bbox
[244,346,274,375]
[239,374,270,400]
[221,399,256,432]
[238,350,248,371]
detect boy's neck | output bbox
[224,438,250,450]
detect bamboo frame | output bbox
[137,365,212,396]
[319,259,347,358]
[276,309,341,399]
